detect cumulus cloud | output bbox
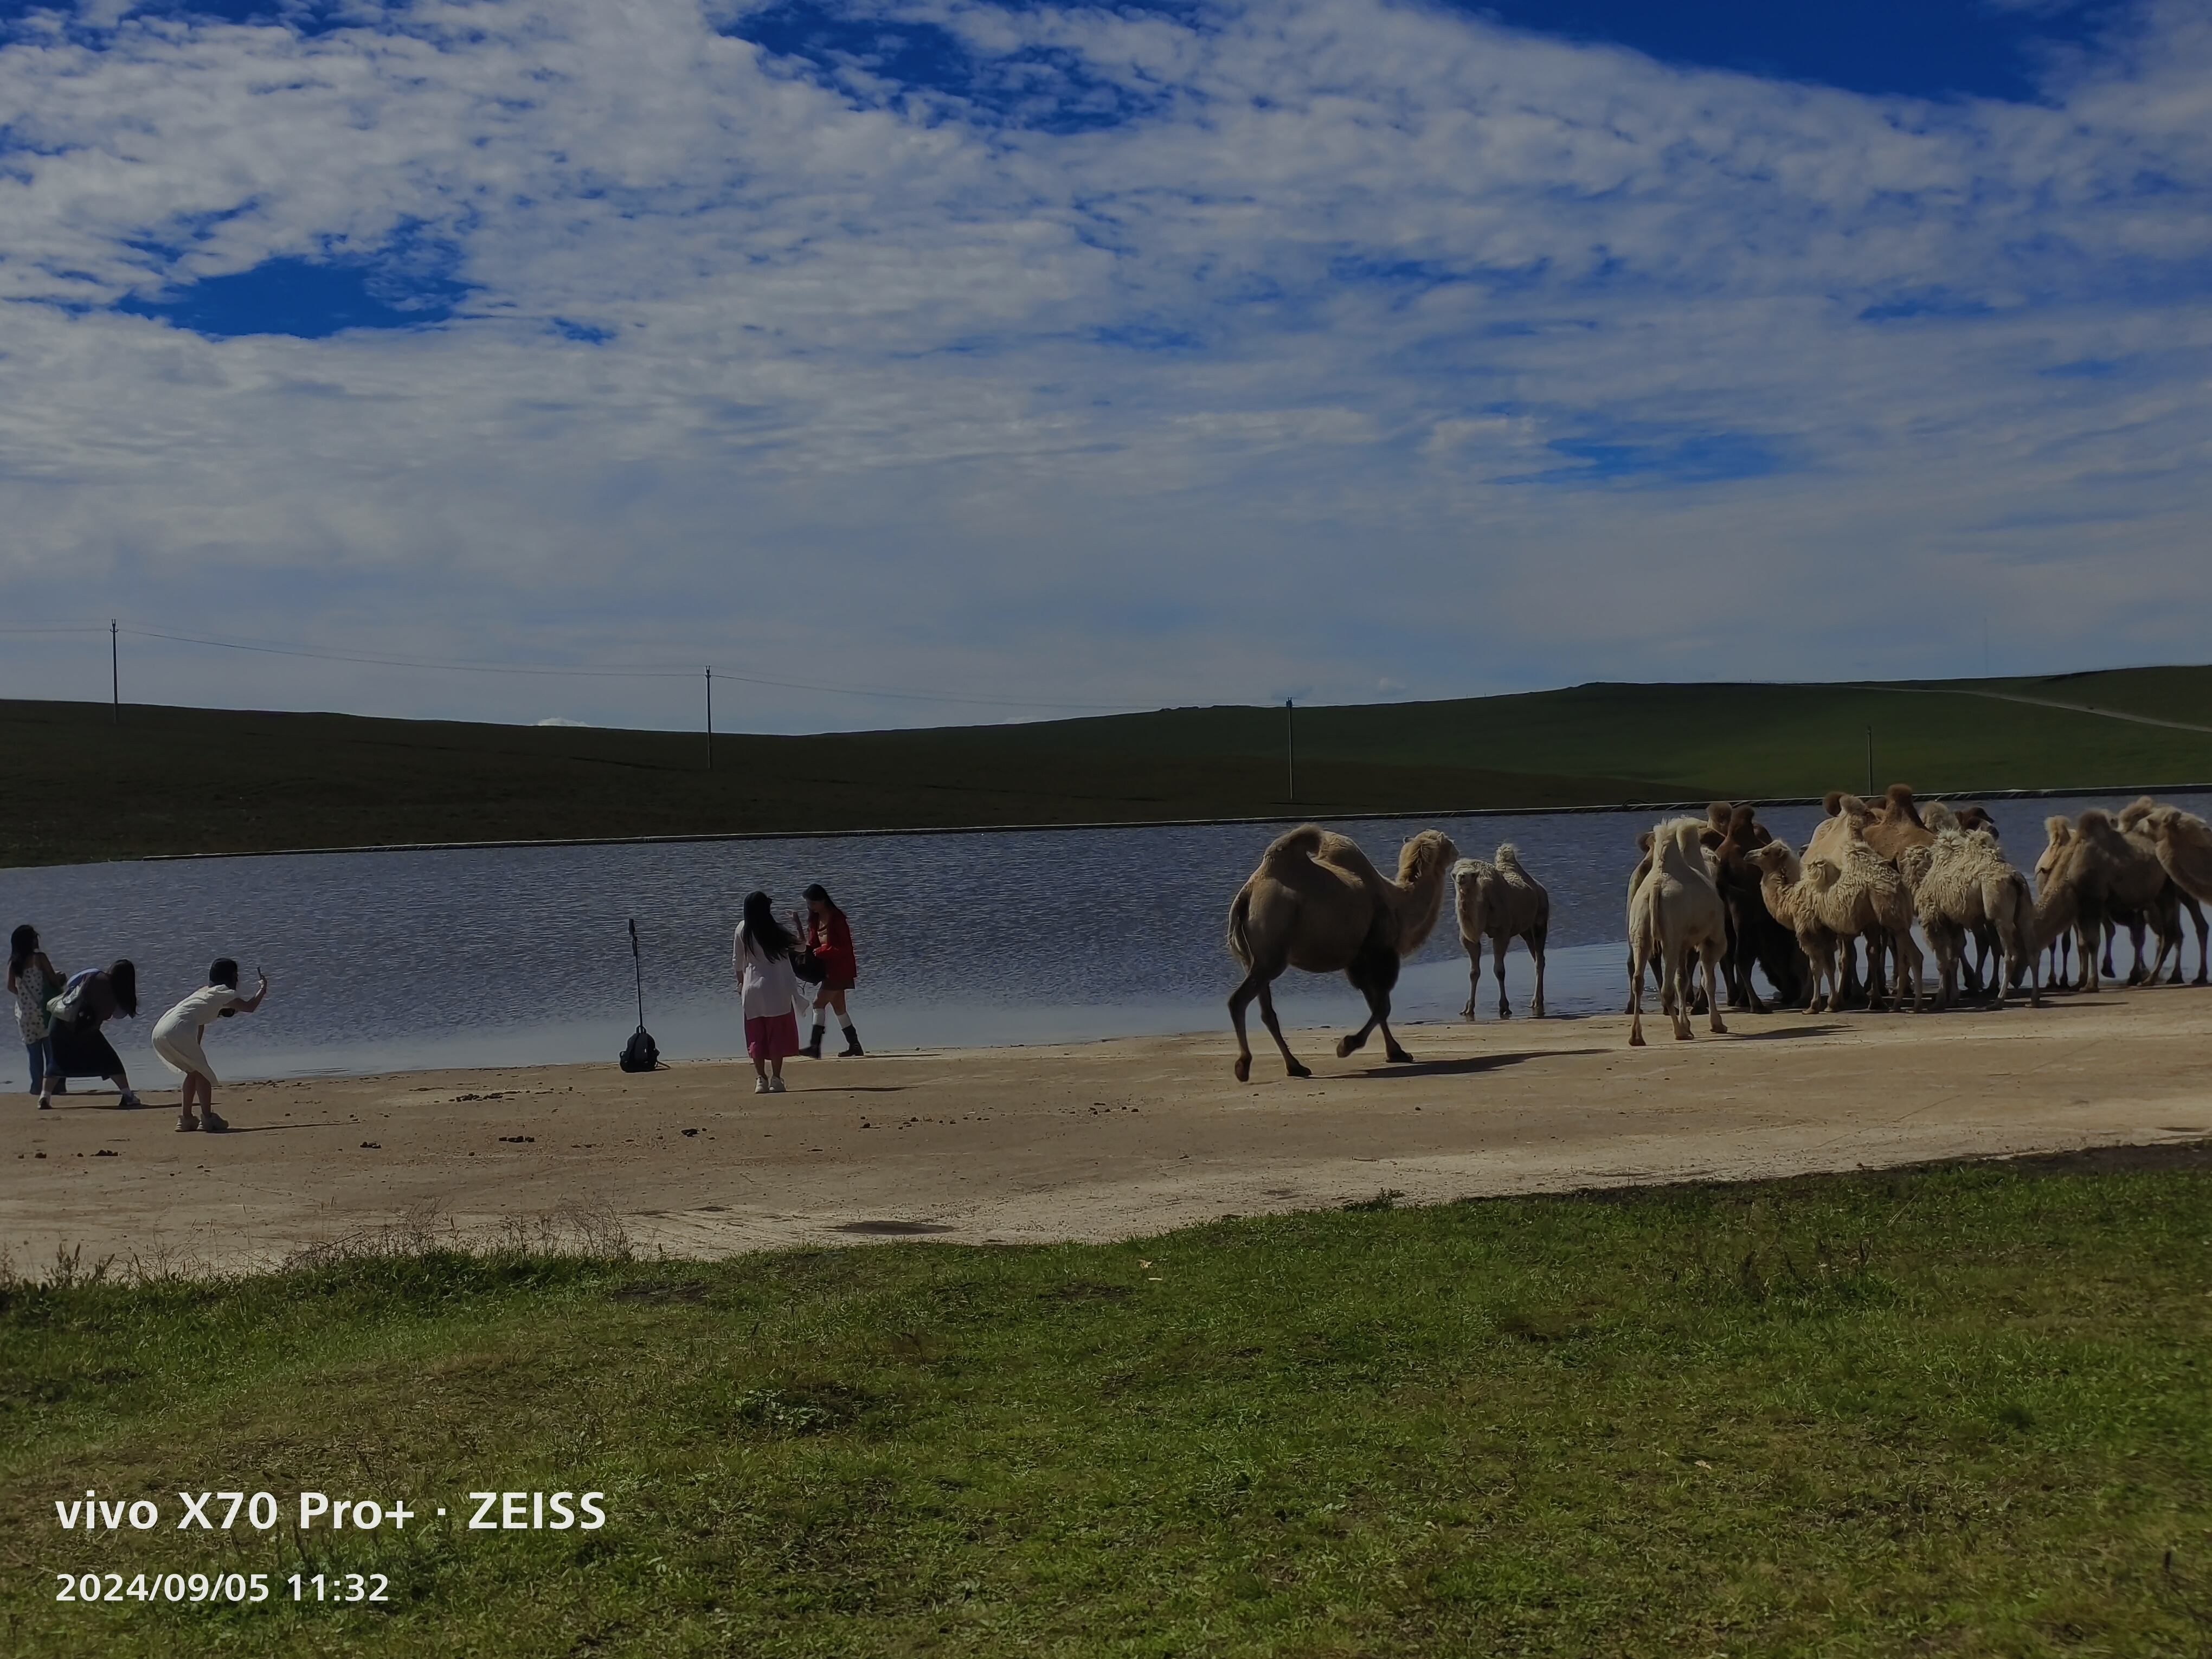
[0,0,2208,729]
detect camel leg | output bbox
[2188,896,2211,987]
[1669,944,1695,1041]
[1253,979,1309,1079]
[1702,942,1729,1035]
[1229,971,1260,1082]
[1529,928,1547,1018]
[1895,927,1925,1013]
[1494,936,1513,1020]
[1628,940,1648,1046]
[1462,942,1481,1021]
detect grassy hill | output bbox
[5,666,2212,866]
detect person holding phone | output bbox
[152,958,268,1132]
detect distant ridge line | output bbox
[130,782,2212,864]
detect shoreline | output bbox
[9,989,2211,1277]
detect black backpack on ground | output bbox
[618,918,664,1072]
[620,1025,660,1073]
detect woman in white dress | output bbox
[152,957,268,1132]
[734,891,804,1095]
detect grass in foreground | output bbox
[7,664,2212,863]
[3,1152,2211,1656]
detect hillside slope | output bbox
[4,667,2209,865]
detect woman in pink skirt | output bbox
[734,890,803,1094]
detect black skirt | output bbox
[48,1020,124,1079]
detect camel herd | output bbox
[1222,788,2212,1075]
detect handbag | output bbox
[790,946,826,986]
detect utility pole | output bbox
[110,620,119,725]
[1865,726,1874,795]
[1285,699,1296,805]
[704,666,714,772]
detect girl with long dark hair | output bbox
[45,959,144,1108]
[734,890,803,1092]
[9,924,64,1105]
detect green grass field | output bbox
[5,1152,2209,1655]
[5,666,2212,866]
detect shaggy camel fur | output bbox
[1626,816,1730,1046]
[1751,827,1924,1012]
[1806,793,1889,1006]
[1747,841,1842,1012]
[1226,825,1458,1082]
[1452,845,1549,1020]
[1913,829,2040,1008]
[2122,800,2212,984]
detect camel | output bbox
[2072,807,2182,986]
[2120,799,2211,984]
[1452,845,1549,1020]
[1806,793,1883,1006]
[1226,824,1459,1081]
[1709,805,1806,1013]
[1913,829,2040,1009]
[1626,816,1730,1046]
[1747,840,1842,1012]
[1750,826,1923,1012]
[1862,783,1937,864]
[2034,816,2080,988]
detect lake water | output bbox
[3,792,2201,1085]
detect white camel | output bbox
[1627,816,1730,1046]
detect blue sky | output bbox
[0,0,2207,729]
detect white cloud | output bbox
[0,0,2208,729]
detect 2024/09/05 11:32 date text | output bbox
[57,1571,388,1605]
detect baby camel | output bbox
[1453,844,1551,1020]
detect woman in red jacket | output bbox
[794,883,861,1058]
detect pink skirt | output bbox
[745,1012,800,1062]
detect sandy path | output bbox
[7,990,2210,1275]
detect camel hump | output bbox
[2077,806,2117,835]
[1836,792,1869,818]
[2044,815,2073,841]
[1261,824,1329,865]
[2119,795,2159,832]
[1822,791,1844,816]
[1885,783,1922,823]
[1494,842,1523,871]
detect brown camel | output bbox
[1862,783,1937,864]
[1226,825,1459,1081]
[2120,799,2212,984]
[1711,806,1806,1012]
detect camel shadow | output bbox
[1722,1023,1848,1041]
[1354,1047,1608,1079]
[210,1121,343,1134]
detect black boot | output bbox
[801,1025,825,1060]
[838,1026,863,1057]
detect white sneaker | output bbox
[753,1077,770,1095]
[769,1076,787,1092]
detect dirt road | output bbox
[7,991,2209,1275]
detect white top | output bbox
[733,927,802,1022]
[153,983,241,1044]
